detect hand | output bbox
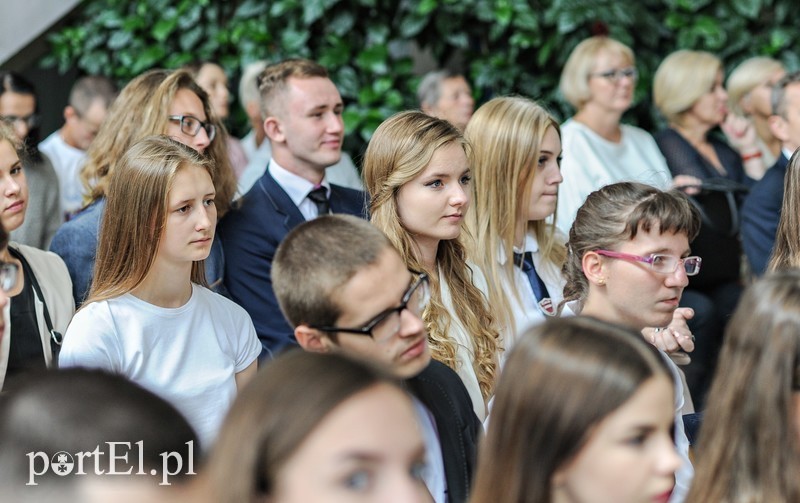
[671,175,703,196]
[721,113,759,153]
[642,307,696,354]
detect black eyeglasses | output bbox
[589,67,638,84]
[310,273,430,342]
[0,262,20,293]
[168,115,216,142]
[0,113,39,129]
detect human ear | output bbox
[768,114,789,143]
[63,106,78,123]
[582,250,607,286]
[263,116,285,143]
[295,325,333,353]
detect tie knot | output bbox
[307,186,330,217]
[513,251,534,271]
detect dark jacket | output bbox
[741,152,790,275]
[406,360,482,503]
[220,170,367,357]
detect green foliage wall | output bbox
[44,0,799,156]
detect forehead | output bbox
[619,226,690,255]
[440,76,470,93]
[168,164,213,198]
[0,92,35,115]
[417,142,468,176]
[198,63,226,82]
[284,76,341,109]
[169,88,207,119]
[0,139,19,165]
[336,248,410,323]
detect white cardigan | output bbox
[0,243,75,390]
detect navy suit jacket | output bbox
[741,153,790,276]
[220,170,367,357]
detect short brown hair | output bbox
[257,59,329,118]
[562,182,701,305]
[273,214,389,329]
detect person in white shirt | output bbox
[362,111,500,422]
[562,181,701,502]
[465,96,571,351]
[60,136,260,448]
[556,36,697,235]
[39,75,116,220]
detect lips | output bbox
[401,337,427,360]
[5,200,24,213]
[190,236,212,245]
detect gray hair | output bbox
[238,60,268,111]
[417,69,462,108]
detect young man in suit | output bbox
[272,214,481,503]
[221,59,366,357]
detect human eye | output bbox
[343,470,371,491]
[10,163,22,175]
[176,205,190,214]
[459,173,471,185]
[424,179,443,188]
[556,155,564,167]
[625,433,648,447]
[203,198,216,207]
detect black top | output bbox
[5,248,45,390]
[655,128,753,186]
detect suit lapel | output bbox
[258,171,306,231]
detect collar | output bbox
[782,147,794,160]
[268,159,330,207]
[498,233,541,265]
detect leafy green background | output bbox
[43,0,799,159]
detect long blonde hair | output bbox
[86,135,214,305]
[80,69,236,217]
[363,111,500,400]
[465,96,566,334]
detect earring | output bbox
[597,278,606,286]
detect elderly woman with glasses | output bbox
[0,121,74,391]
[49,69,236,307]
[556,36,700,235]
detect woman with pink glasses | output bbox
[562,181,702,502]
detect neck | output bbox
[752,115,781,156]
[574,105,624,142]
[272,147,326,185]
[672,120,711,146]
[514,221,526,250]
[413,237,440,273]
[59,127,82,150]
[131,259,193,308]
[0,246,12,263]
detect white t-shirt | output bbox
[39,131,87,220]
[59,284,261,448]
[556,120,672,234]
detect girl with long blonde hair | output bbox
[465,96,567,344]
[60,135,260,448]
[363,111,500,421]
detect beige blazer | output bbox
[0,243,75,390]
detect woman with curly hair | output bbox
[362,110,500,421]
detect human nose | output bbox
[665,261,689,288]
[4,174,20,196]
[549,164,564,185]
[195,204,213,231]
[327,112,344,134]
[193,126,211,153]
[449,183,468,207]
[656,433,682,476]
[398,307,425,339]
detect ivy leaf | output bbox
[108,30,133,50]
[153,18,177,42]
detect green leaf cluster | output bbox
[42,0,799,157]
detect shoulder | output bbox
[620,124,657,143]
[409,361,474,416]
[193,285,252,322]
[12,243,70,277]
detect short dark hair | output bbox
[770,70,800,117]
[273,215,391,329]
